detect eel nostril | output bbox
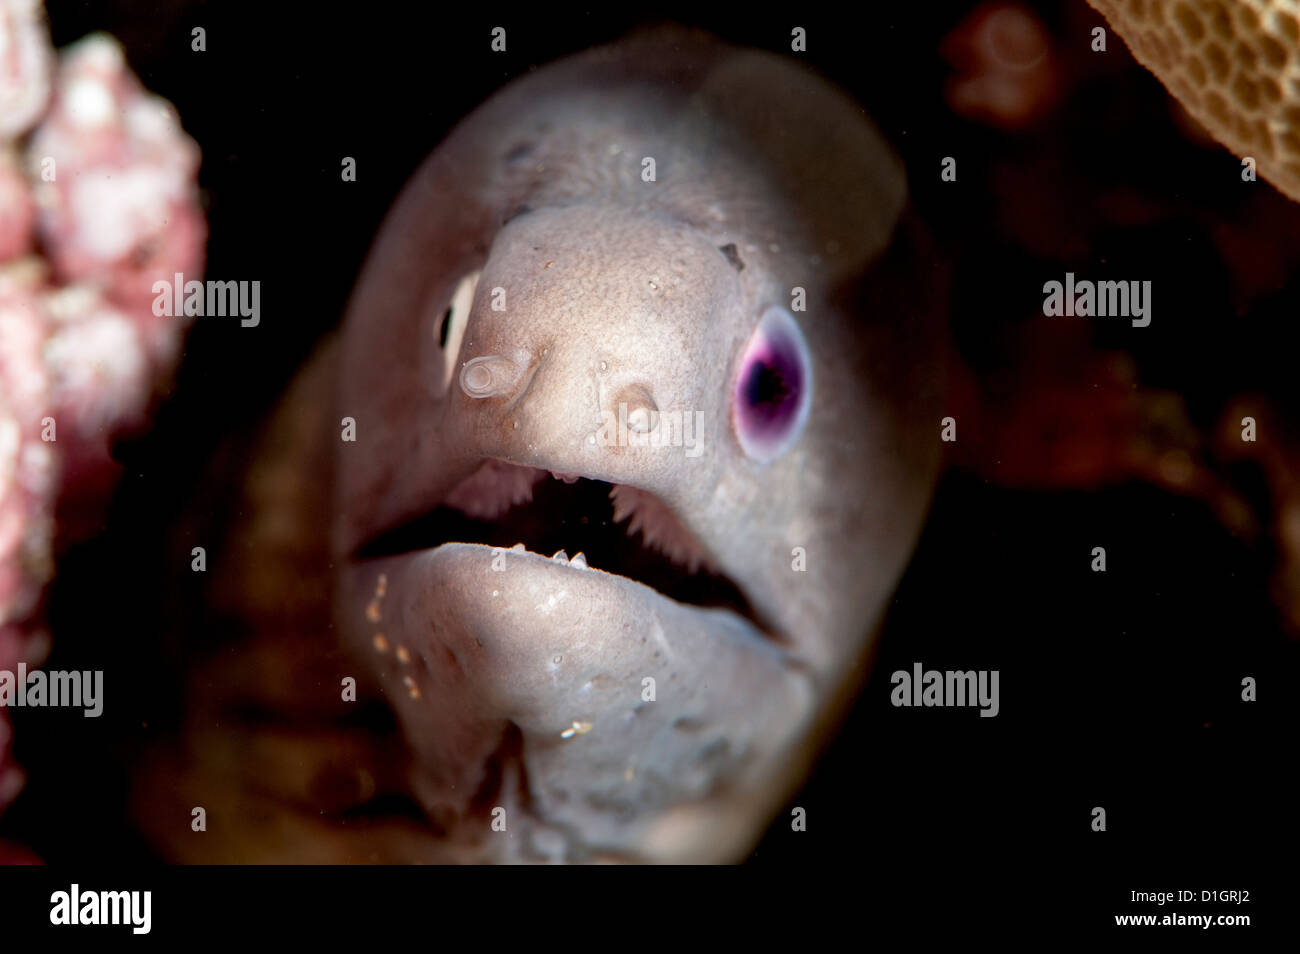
[614,384,660,433]
[459,354,524,399]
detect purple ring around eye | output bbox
[732,305,813,461]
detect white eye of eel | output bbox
[429,270,480,395]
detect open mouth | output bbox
[354,460,779,643]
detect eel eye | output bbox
[429,270,480,395]
[731,305,812,461]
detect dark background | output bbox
[1,0,1295,903]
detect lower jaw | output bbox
[336,543,816,861]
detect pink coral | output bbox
[0,0,51,141]
[0,0,205,831]
[28,34,205,336]
[0,263,55,635]
[0,148,35,260]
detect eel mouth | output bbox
[354,459,781,644]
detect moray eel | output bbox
[138,26,946,864]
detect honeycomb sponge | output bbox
[1089,0,1300,202]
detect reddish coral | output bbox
[942,2,1061,129]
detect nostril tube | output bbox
[459,355,524,399]
[615,384,660,433]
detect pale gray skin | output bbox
[334,27,945,862]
